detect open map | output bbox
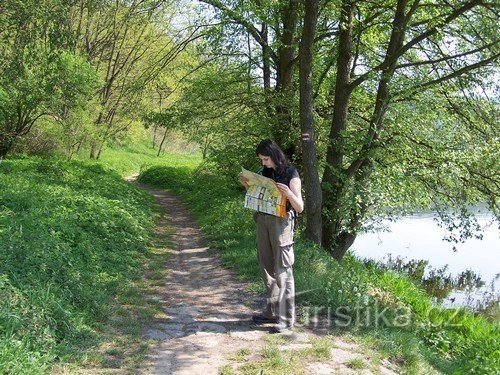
[241,167,286,218]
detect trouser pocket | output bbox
[280,244,295,267]
[278,212,294,246]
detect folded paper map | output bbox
[241,167,286,218]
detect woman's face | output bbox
[258,154,276,170]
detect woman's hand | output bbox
[275,182,292,198]
[239,175,249,189]
[277,179,304,213]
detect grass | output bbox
[227,348,252,362]
[138,159,500,375]
[237,344,301,375]
[85,139,202,177]
[346,357,367,370]
[2,140,497,374]
[0,151,176,373]
[310,338,334,360]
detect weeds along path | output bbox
[134,180,400,375]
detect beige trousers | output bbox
[255,211,295,326]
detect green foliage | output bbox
[0,0,100,156]
[96,138,202,177]
[139,160,500,375]
[162,61,271,172]
[189,0,499,259]
[0,156,155,372]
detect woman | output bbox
[240,139,304,333]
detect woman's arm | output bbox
[276,177,304,213]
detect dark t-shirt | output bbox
[260,165,300,212]
[261,165,300,186]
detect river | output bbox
[351,211,499,308]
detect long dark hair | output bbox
[256,139,289,174]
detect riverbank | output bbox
[138,161,500,375]
[353,215,499,311]
[1,148,498,374]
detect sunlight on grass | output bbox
[139,158,500,375]
[0,154,180,372]
[346,358,367,370]
[227,348,252,362]
[93,139,202,177]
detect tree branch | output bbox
[198,0,278,62]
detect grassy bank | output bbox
[138,163,499,375]
[0,156,158,373]
[81,139,203,177]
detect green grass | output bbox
[138,160,500,375]
[237,344,301,375]
[0,155,161,373]
[3,140,496,374]
[346,357,367,370]
[82,139,202,177]
[227,348,252,362]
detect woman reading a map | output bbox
[239,139,304,333]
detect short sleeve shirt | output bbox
[261,165,300,212]
[261,165,300,186]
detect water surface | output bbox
[351,212,499,307]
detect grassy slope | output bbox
[0,155,154,373]
[0,143,202,374]
[138,162,499,375]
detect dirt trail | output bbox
[135,181,399,375]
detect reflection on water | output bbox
[351,212,499,311]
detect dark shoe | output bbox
[252,314,278,324]
[269,323,293,334]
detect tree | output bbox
[0,0,99,158]
[309,0,499,259]
[198,0,302,155]
[163,61,270,167]
[71,0,203,159]
[183,0,499,261]
[299,0,322,244]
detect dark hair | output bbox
[256,139,288,174]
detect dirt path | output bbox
[134,181,399,375]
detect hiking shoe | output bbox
[252,314,278,324]
[269,323,293,334]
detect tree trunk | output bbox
[152,124,159,148]
[299,0,322,244]
[324,0,410,260]
[261,24,274,120]
[158,128,168,156]
[90,142,100,159]
[0,133,14,158]
[274,0,300,156]
[96,143,104,160]
[328,231,357,262]
[321,0,354,251]
[331,159,373,260]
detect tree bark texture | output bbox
[299,0,322,245]
[273,0,301,156]
[321,0,354,251]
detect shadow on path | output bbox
[134,180,400,375]
[136,183,269,375]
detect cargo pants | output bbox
[254,211,295,327]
